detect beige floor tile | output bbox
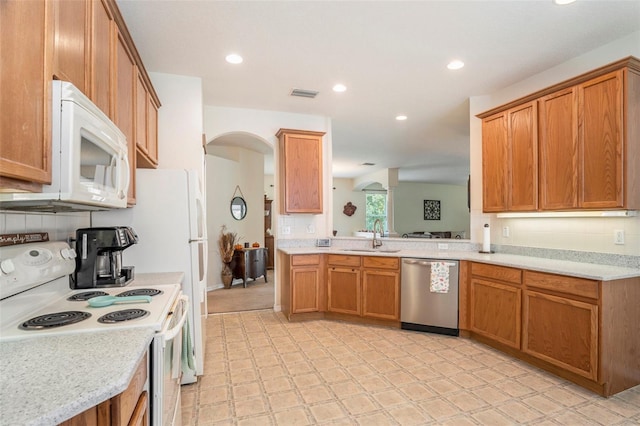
[233,397,268,418]
[200,386,230,405]
[471,409,515,426]
[341,394,379,416]
[267,390,302,411]
[388,403,430,425]
[273,408,311,425]
[308,401,348,423]
[190,311,640,425]
[299,385,334,404]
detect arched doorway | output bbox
[205,132,276,313]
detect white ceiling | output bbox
[117,0,640,185]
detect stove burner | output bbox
[67,291,109,301]
[20,311,91,330]
[98,309,149,324]
[117,288,163,298]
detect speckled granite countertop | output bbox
[279,247,640,281]
[0,328,154,425]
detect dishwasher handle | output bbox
[403,259,458,267]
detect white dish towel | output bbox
[430,261,450,293]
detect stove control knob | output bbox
[0,259,15,275]
[60,248,77,260]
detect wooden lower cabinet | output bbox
[281,254,324,319]
[469,263,522,349]
[466,263,640,397]
[60,352,148,425]
[523,289,598,380]
[470,278,521,349]
[327,255,400,321]
[327,266,361,315]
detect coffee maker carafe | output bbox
[71,227,138,288]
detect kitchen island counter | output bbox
[279,247,640,281]
[0,327,154,425]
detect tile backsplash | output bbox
[0,211,90,243]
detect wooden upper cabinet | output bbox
[90,0,114,118]
[277,129,325,214]
[482,101,537,212]
[509,102,538,211]
[480,57,640,212]
[539,87,579,210]
[579,70,624,209]
[114,29,137,205]
[135,68,159,168]
[481,113,508,212]
[53,0,90,93]
[0,0,53,187]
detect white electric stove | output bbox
[0,240,186,425]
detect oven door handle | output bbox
[163,295,189,347]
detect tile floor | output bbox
[181,310,640,425]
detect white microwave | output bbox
[0,81,129,211]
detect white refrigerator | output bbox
[92,168,207,384]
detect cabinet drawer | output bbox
[328,254,361,267]
[524,270,599,299]
[363,256,399,270]
[471,262,522,284]
[292,254,321,266]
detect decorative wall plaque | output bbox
[423,200,441,220]
[343,202,357,216]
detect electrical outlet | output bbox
[502,226,510,237]
[437,243,448,250]
[306,225,315,234]
[282,226,291,235]
[614,230,625,245]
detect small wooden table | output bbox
[231,247,268,288]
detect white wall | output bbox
[150,72,204,178]
[394,182,470,237]
[469,31,640,256]
[332,178,367,237]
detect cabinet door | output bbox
[362,269,399,320]
[53,0,89,93]
[327,267,360,315]
[291,267,320,313]
[91,0,113,118]
[470,278,521,349]
[114,28,136,205]
[539,87,579,210]
[481,113,508,212]
[135,68,159,168]
[146,95,159,165]
[579,70,624,209]
[0,0,52,185]
[508,101,538,211]
[277,129,325,214]
[523,290,598,380]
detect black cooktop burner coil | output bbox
[97,309,149,324]
[117,288,163,298]
[20,311,91,330]
[67,291,109,301]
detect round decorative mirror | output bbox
[230,196,247,220]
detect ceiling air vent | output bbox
[290,88,319,99]
[361,162,375,166]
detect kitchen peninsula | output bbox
[278,239,640,397]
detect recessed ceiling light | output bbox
[225,53,243,64]
[396,115,408,121]
[447,60,464,70]
[333,84,347,92]
[553,0,576,4]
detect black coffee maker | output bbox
[71,227,138,289]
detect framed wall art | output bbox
[423,200,441,220]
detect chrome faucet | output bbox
[372,219,383,249]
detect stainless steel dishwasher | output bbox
[401,258,459,336]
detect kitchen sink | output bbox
[340,248,401,253]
